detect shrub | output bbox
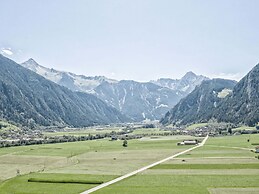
[27,178,103,184]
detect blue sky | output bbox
[1,0,259,81]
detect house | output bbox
[110,136,118,141]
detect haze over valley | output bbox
[1,1,259,194]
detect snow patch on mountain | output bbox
[21,59,117,93]
[156,104,168,108]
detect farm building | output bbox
[177,140,198,146]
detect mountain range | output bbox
[0,54,128,128]
[161,63,259,127]
[21,59,208,121]
[151,71,208,94]
[2,54,259,127]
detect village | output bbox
[1,121,258,149]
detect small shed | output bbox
[255,146,259,153]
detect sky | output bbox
[1,0,259,82]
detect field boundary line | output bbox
[81,135,209,194]
[206,145,253,151]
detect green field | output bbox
[152,163,259,169]
[0,173,116,194]
[0,136,192,193]
[43,127,123,137]
[43,127,171,137]
[186,123,209,130]
[0,134,258,194]
[94,175,259,194]
[0,120,18,131]
[131,128,171,135]
[93,134,259,194]
[232,126,257,132]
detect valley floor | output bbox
[0,134,258,194]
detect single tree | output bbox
[123,140,128,147]
[16,169,20,176]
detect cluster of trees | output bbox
[142,124,156,128]
[0,123,7,129]
[0,127,136,148]
[0,134,108,148]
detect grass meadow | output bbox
[43,127,123,137]
[0,134,258,194]
[0,136,191,193]
[93,134,259,194]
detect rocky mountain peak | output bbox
[27,58,37,63]
[182,71,197,80]
[21,58,45,73]
[23,58,41,67]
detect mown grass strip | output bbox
[151,163,259,169]
[28,178,103,184]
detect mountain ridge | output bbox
[161,63,259,126]
[160,79,237,125]
[0,54,129,127]
[212,63,259,126]
[21,58,209,121]
[151,72,209,93]
[21,59,118,94]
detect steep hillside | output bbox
[213,64,259,126]
[161,79,237,125]
[0,55,128,127]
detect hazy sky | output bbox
[1,0,259,81]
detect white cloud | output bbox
[1,48,13,56]
[210,72,244,81]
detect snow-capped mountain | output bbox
[151,71,209,95]
[21,59,208,121]
[21,59,118,93]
